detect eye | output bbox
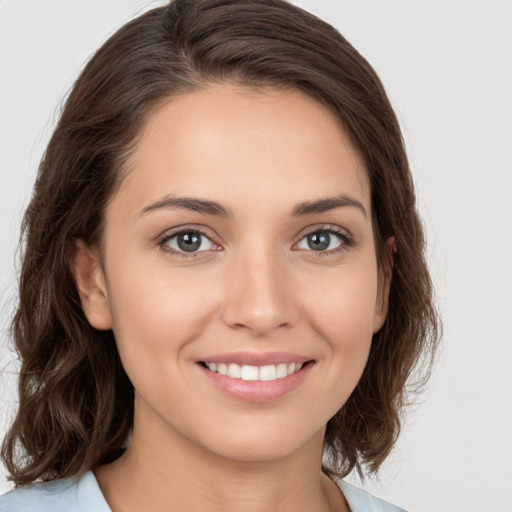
[158,228,218,257]
[296,227,352,254]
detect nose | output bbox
[220,241,297,338]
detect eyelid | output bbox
[157,224,217,243]
[299,223,351,240]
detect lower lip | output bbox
[197,362,313,403]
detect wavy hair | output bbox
[2,0,439,485]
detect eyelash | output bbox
[157,224,354,260]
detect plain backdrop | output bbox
[1,1,511,511]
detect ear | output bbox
[67,239,113,330]
[372,236,396,333]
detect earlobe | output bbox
[67,239,113,330]
[372,236,395,333]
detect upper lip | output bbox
[197,351,314,366]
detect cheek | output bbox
[105,261,217,375]
[303,262,379,349]
[301,261,378,406]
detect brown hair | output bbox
[2,0,439,485]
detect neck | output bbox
[94,400,348,512]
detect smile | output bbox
[202,362,303,381]
[197,354,314,402]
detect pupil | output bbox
[178,232,201,252]
[309,232,330,251]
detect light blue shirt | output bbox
[0,471,407,511]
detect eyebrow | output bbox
[139,194,368,219]
[139,196,231,217]
[291,195,367,218]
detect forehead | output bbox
[113,84,370,219]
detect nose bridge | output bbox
[221,234,296,337]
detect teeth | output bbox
[204,362,305,381]
[227,363,241,378]
[276,363,288,378]
[241,365,259,381]
[259,365,276,381]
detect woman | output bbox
[0,1,439,510]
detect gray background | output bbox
[1,1,511,511]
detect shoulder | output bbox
[335,479,408,512]
[0,471,111,512]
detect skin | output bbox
[70,84,391,512]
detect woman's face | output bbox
[76,84,390,462]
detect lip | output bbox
[196,352,315,403]
[197,351,313,366]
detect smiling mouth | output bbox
[198,361,313,382]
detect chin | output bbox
[196,422,325,464]
[210,439,300,463]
